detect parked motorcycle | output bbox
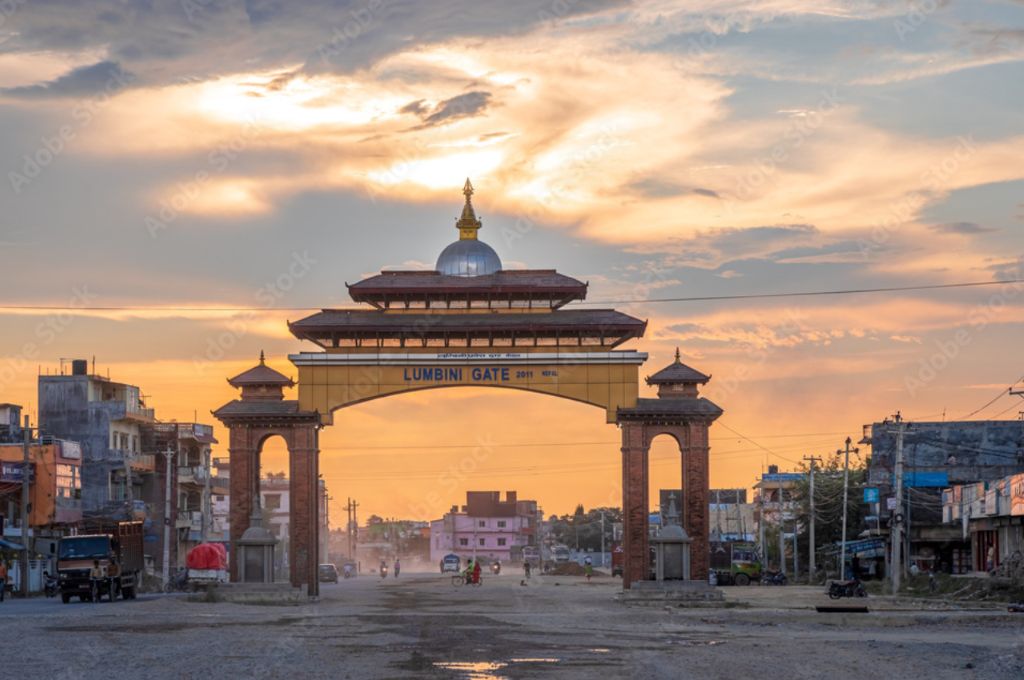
[828,578,867,599]
[761,570,788,586]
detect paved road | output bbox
[4,574,1022,679]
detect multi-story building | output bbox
[429,491,539,564]
[0,403,83,550]
[753,467,804,570]
[37,359,218,574]
[942,473,1024,572]
[863,419,1024,574]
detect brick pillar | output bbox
[684,422,710,580]
[228,426,255,582]
[288,425,320,596]
[620,422,649,589]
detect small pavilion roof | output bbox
[227,352,294,388]
[646,348,710,385]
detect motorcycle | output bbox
[491,562,501,575]
[761,570,788,586]
[44,572,59,598]
[164,569,190,593]
[828,578,867,599]
[380,565,388,579]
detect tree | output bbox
[790,451,870,575]
[548,505,621,552]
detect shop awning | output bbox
[0,538,25,550]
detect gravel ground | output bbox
[4,574,1023,679]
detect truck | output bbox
[709,541,762,585]
[552,545,571,563]
[57,521,144,603]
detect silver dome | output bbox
[436,239,502,277]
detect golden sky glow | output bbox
[1,1,1023,525]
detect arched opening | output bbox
[320,386,621,572]
[257,433,290,580]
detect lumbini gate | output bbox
[215,181,722,597]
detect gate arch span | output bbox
[214,182,723,595]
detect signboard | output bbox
[863,487,879,504]
[893,471,949,488]
[886,497,898,511]
[0,461,35,483]
[59,440,82,460]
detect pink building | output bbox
[430,491,539,564]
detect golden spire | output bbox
[674,347,681,363]
[456,177,481,240]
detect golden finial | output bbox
[674,347,681,363]
[259,350,265,365]
[456,178,481,240]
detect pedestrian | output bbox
[584,555,593,583]
[986,545,995,573]
[393,558,400,578]
[89,559,105,602]
[0,559,7,602]
[524,561,532,579]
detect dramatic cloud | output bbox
[1,61,133,99]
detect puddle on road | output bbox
[434,658,560,679]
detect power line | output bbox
[574,278,1024,306]
[1,278,1021,313]
[957,374,1024,419]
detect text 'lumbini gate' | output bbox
[215,180,722,595]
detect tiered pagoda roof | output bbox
[289,180,646,352]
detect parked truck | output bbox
[57,521,144,603]
[710,541,762,585]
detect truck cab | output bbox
[57,521,143,603]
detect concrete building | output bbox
[863,419,1024,574]
[37,360,218,574]
[0,403,83,551]
[430,491,539,564]
[942,473,1024,572]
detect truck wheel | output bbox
[61,593,71,604]
[735,573,750,586]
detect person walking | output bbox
[584,555,594,583]
[393,558,400,578]
[89,559,105,602]
[0,560,8,602]
[524,561,532,579]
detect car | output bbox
[440,554,461,574]
[318,563,339,583]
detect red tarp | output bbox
[186,543,227,570]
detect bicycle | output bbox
[451,573,483,587]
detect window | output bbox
[108,472,127,501]
[497,538,507,547]
[459,538,469,547]
[264,494,282,510]
[497,520,506,528]
[478,520,486,528]
[56,464,81,503]
[216,495,225,501]
[478,538,485,546]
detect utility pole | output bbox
[838,437,857,581]
[20,415,31,597]
[600,510,606,568]
[803,456,822,582]
[346,498,353,559]
[891,412,905,596]
[162,444,175,588]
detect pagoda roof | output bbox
[646,350,710,385]
[617,397,723,420]
[212,399,320,423]
[347,269,587,303]
[227,353,295,388]
[290,308,644,336]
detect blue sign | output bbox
[863,487,880,503]
[894,471,949,488]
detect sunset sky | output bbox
[2,1,1023,527]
